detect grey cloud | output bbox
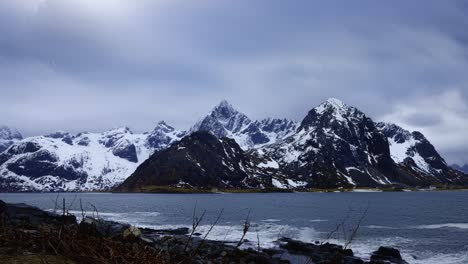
[0,0,467,164]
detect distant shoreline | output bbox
[2,186,468,194]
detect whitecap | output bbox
[364,225,398,229]
[413,223,468,230]
[261,219,281,222]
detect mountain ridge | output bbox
[2,99,466,192]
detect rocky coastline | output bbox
[0,200,408,264]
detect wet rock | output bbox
[143,227,190,236]
[370,247,408,264]
[344,256,365,264]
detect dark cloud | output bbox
[0,0,467,163]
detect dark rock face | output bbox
[117,131,269,191]
[45,131,74,145]
[6,149,87,182]
[112,140,138,163]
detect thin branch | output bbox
[236,208,251,248]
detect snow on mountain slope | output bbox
[376,122,466,184]
[190,100,297,149]
[0,126,23,153]
[0,123,184,191]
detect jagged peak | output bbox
[156,120,172,128]
[151,121,175,132]
[211,100,237,116]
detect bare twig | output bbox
[67,194,78,212]
[236,208,251,248]
[344,204,369,249]
[52,193,60,214]
[79,199,86,221]
[62,198,66,216]
[323,207,352,244]
[184,201,206,251]
[256,230,261,252]
[193,208,224,256]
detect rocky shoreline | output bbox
[0,200,408,264]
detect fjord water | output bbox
[1,192,467,264]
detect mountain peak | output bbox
[317,98,350,112]
[152,121,175,132]
[325,98,345,107]
[212,100,236,117]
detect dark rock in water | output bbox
[344,256,365,264]
[141,227,190,236]
[370,246,408,264]
[278,237,354,263]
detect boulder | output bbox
[370,246,408,264]
[123,226,142,239]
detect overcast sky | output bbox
[0,0,467,164]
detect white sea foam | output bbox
[401,251,468,264]
[136,222,319,248]
[413,223,468,230]
[309,219,328,222]
[47,209,161,222]
[261,219,281,222]
[364,225,398,229]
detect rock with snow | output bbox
[0,126,23,153]
[146,121,186,150]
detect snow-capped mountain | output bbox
[0,126,23,153]
[376,123,467,184]
[451,164,468,174]
[2,98,467,192]
[190,100,297,149]
[117,98,467,192]
[255,98,397,188]
[0,123,185,192]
